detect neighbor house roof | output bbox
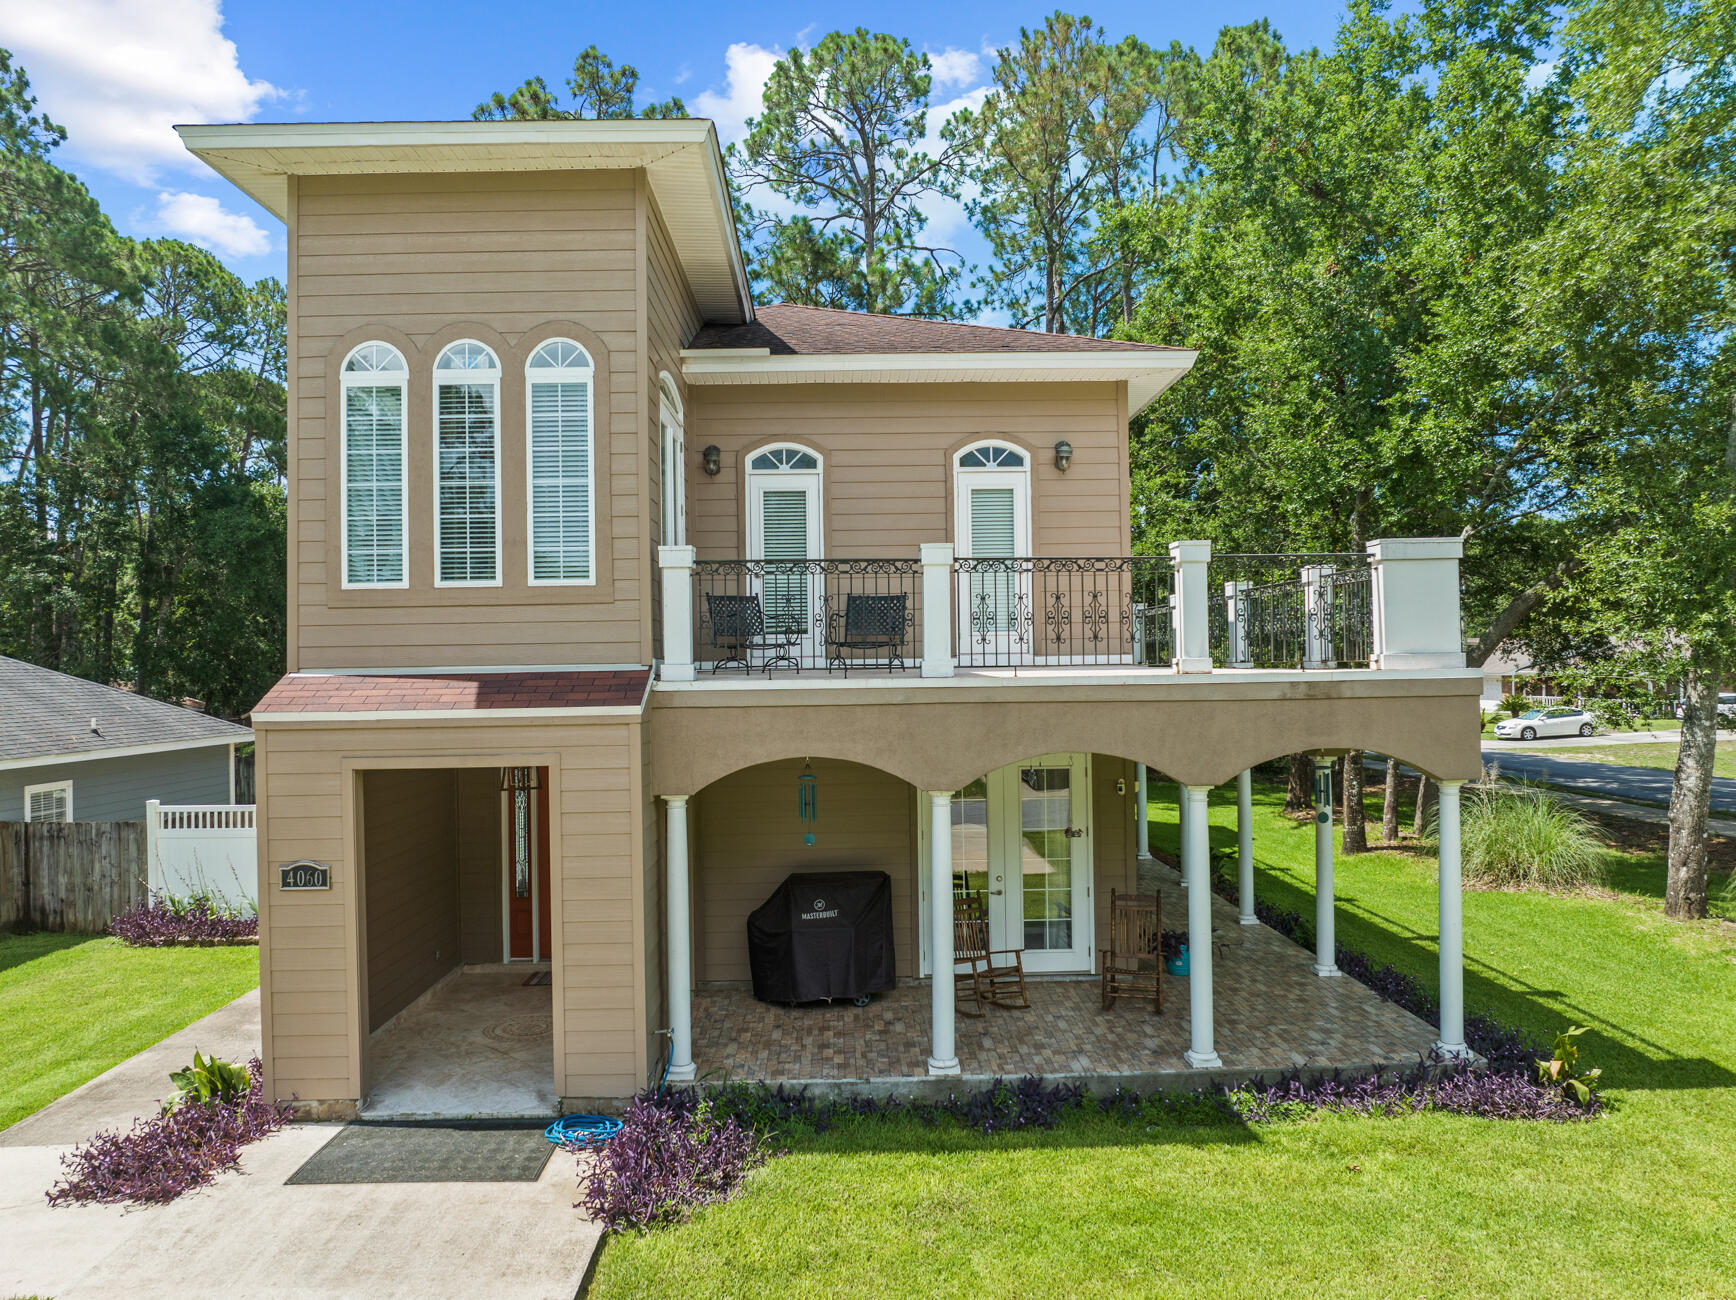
[0,656,251,770]
[252,670,652,721]
[681,303,1197,413]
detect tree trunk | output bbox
[1343,751,1367,852]
[1666,648,1720,920]
[1412,773,1436,837]
[1382,758,1400,843]
[1285,754,1312,814]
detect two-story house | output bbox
[182,119,1482,1118]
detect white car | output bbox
[1674,693,1736,720]
[1493,707,1597,741]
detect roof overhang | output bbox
[175,120,753,324]
[0,732,248,774]
[677,348,1199,413]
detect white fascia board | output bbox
[0,732,251,773]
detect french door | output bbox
[955,469,1032,663]
[747,470,822,659]
[920,753,1093,974]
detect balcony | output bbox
[655,538,1463,685]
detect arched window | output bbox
[954,441,1032,650]
[434,340,501,585]
[956,443,1026,469]
[744,444,823,641]
[340,342,408,588]
[525,339,595,584]
[658,372,685,547]
[749,446,819,471]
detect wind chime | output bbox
[797,759,818,846]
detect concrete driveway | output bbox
[0,992,602,1300]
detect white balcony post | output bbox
[1236,769,1256,925]
[1301,563,1334,670]
[658,545,697,682]
[1434,780,1471,1059]
[927,790,961,1074]
[1182,785,1222,1069]
[663,795,697,1082]
[1135,763,1151,860]
[920,542,955,678]
[1225,581,1252,668]
[1312,756,1340,976]
[1175,781,1188,885]
[1366,538,1466,670]
[1168,540,1213,672]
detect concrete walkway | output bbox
[0,991,602,1300]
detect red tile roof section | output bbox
[253,670,650,715]
[689,302,1184,356]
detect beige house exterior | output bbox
[183,119,1483,1117]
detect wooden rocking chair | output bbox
[1100,889,1163,1013]
[953,889,1030,1016]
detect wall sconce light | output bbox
[1116,777,1127,796]
[702,444,722,476]
[1053,440,1074,473]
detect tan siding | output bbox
[456,768,502,962]
[686,382,1131,560]
[645,194,704,560]
[360,769,460,1030]
[640,725,665,1089]
[291,170,646,669]
[1092,755,1138,951]
[693,759,915,983]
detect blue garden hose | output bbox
[545,1113,623,1147]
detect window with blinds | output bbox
[969,486,1017,556]
[760,488,810,635]
[340,342,407,587]
[528,340,594,583]
[435,341,501,585]
[25,782,72,822]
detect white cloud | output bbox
[0,0,279,183]
[153,190,271,257]
[927,47,984,91]
[693,41,782,147]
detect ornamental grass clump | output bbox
[46,1056,290,1206]
[1456,783,1605,891]
[110,891,257,946]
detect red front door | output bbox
[506,767,550,960]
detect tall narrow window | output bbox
[526,339,594,584]
[434,340,501,585]
[340,342,408,588]
[659,373,685,547]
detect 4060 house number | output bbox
[278,860,331,891]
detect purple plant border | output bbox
[110,892,258,947]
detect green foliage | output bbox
[1502,695,1530,718]
[1457,783,1606,891]
[473,46,685,122]
[1536,1026,1603,1107]
[164,1050,252,1113]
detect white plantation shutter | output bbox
[26,785,71,822]
[437,382,499,583]
[969,487,1017,556]
[343,385,406,585]
[529,379,592,581]
[760,488,810,635]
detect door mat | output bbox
[522,970,552,987]
[285,1120,554,1185]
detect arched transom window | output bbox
[749,446,819,471]
[526,339,595,584]
[956,443,1026,469]
[434,340,502,585]
[340,342,408,588]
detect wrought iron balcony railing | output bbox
[692,558,924,675]
[1207,553,1374,669]
[953,555,1173,669]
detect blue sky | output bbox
[0,0,1361,310]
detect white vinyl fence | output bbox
[146,801,258,907]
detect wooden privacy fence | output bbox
[0,821,146,934]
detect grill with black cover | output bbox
[747,870,896,1005]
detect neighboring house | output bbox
[0,656,251,823]
[182,119,1484,1117]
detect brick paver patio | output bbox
[691,862,1438,1082]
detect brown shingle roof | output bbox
[253,670,650,715]
[689,303,1182,356]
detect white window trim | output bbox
[744,443,824,560]
[953,440,1033,557]
[24,779,73,822]
[338,342,410,591]
[433,340,504,589]
[659,372,686,548]
[525,339,597,587]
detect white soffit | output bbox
[677,349,1200,413]
[174,120,753,323]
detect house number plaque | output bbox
[278,860,331,891]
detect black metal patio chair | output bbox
[704,592,801,674]
[826,593,910,674]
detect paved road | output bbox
[1480,745,1736,815]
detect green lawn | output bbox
[592,783,1736,1299]
[0,934,259,1131]
[1540,739,1736,780]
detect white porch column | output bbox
[1168,540,1214,672]
[1312,756,1340,976]
[1182,785,1221,1069]
[1175,781,1188,885]
[1236,769,1256,925]
[1434,780,1471,1059]
[1301,563,1334,670]
[657,545,697,682]
[920,543,955,678]
[663,795,697,1082]
[1135,763,1151,860]
[926,790,961,1074]
[1366,538,1466,670]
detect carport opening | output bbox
[358,766,555,1118]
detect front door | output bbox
[504,766,550,961]
[921,753,1093,974]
